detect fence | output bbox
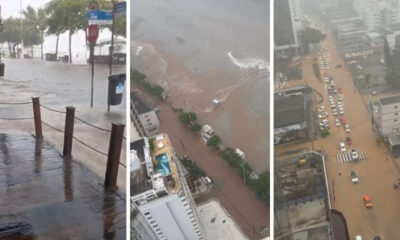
[0,97,125,191]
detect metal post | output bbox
[107,3,116,113]
[32,97,42,138]
[90,44,94,108]
[63,106,75,157]
[104,123,125,191]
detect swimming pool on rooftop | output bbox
[156,153,171,176]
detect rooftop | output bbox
[130,134,181,202]
[131,93,152,115]
[274,94,305,128]
[379,94,400,106]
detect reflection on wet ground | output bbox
[0,134,126,239]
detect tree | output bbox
[0,17,21,58]
[179,112,197,125]
[22,6,41,57]
[301,27,327,54]
[46,0,66,60]
[190,123,202,132]
[385,70,400,89]
[207,135,221,148]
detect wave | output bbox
[227,51,269,71]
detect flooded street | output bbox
[132,0,269,172]
[0,135,126,239]
[277,23,400,239]
[136,86,269,240]
[0,59,126,191]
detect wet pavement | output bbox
[0,59,126,192]
[0,134,126,239]
[134,87,269,240]
[276,21,400,239]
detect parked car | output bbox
[351,171,359,183]
[318,106,326,112]
[336,118,341,126]
[336,64,342,68]
[351,149,359,160]
[363,194,373,208]
[346,136,352,145]
[345,124,350,132]
[340,142,346,152]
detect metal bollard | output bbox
[32,97,43,138]
[104,123,125,191]
[63,106,75,157]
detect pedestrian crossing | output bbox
[259,227,270,237]
[335,151,367,163]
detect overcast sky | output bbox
[1,0,51,19]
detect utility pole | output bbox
[20,0,23,59]
[108,0,117,113]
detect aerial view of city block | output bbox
[131,0,269,239]
[275,0,400,239]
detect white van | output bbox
[355,235,362,240]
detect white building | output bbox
[275,0,299,54]
[131,94,159,137]
[354,0,400,31]
[131,134,204,240]
[376,94,400,136]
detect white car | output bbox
[318,106,326,112]
[330,81,335,86]
[333,110,338,116]
[351,150,359,160]
[339,110,344,115]
[335,118,340,126]
[351,171,359,183]
[318,112,328,119]
[345,124,350,132]
[340,142,346,152]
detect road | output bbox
[134,87,269,240]
[276,24,400,239]
[0,59,127,191]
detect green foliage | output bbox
[179,156,206,180]
[301,27,326,54]
[219,148,269,204]
[0,17,22,58]
[179,112,197,124]
[207,135,221,148]
[149,138,155,153]
[190,123,202,132]
[376,137,383,145]
[131,69,165,98]
[385,70,400,89]
[320,129,330,138]
[312,60,321,82]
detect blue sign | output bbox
[87,10,113,25]
[116,83,124,94]
[115,2,126,18]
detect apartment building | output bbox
[376,94,400,136]
[131,134,204,240]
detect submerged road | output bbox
[276,22,400,239]
[0,134,126,239]
[133,87,269,240]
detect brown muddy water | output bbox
[132,0,270,172]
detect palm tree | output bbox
[22,6,42,58]
[46,0,65,60]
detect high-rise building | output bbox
[275,0,299,54]
[131,134,204,240]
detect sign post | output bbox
[88,1,99,108]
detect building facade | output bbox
[376,94,400,136]
[131,134,204,240]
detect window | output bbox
[394,119,397,122]
[395,106,398,109]
[396,112,399,116]
[144,212,150,216]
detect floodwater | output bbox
[0,59,127,191]
[0,134,126,239]
[132,0,270,172]
[276,20,400,239]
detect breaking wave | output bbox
[227,51,269,71]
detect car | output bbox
[346,136,352,145]
[339,110,344,115]
[333,110,338,116]
[335,118,340,126]
[204,176,213,184]
[345,124,350,132]
[351,149,359,160]
[336,64,342,68]
[330,81,335,86]
[340,116,346,124]
[338,88,343,93]
[318,106,326,112]
[374,236,382,240]
[363,194,373,208]
[333,89,337,93]
[355,236,362,240]
[351,171,359,183]
[340,142,346,152]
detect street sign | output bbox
[88,10,113,25]
[114,2,126,18]
[87,25,99,44]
